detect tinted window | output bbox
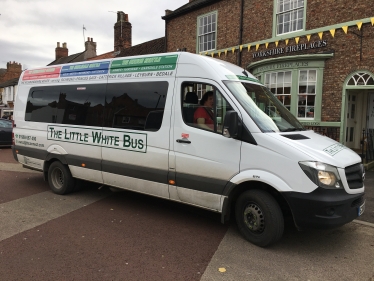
[58,84,106,126]
[25,84,106,126]
[25,86,60,123]
[105,82,168,131]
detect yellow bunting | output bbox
[256,44,260,51]
[295,37,300,44]
[275,41,279,47]
[357,22,363,30]
[240,45,243,52]
[285,39,289,45]
[211,53,214,57]
[342,26,348,34]
[265,42,269,49]
[306,34,311,41]
[247,44,251,51]
[232,47,235,54]
[318,32,323,39]
[371,17,374,26]
[329,29,335,37]
[218,52,221,57]
[225,49,228,56]
[205,52,208,56]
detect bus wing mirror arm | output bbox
[223,110,239,139]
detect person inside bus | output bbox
[194,91,214,131]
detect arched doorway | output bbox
[341,71,374,154]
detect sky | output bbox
[0,0,188,70]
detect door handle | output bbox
[176,139,191,144]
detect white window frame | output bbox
[297,69,317,119]
[197,11,217,53]
[275,0,305,36]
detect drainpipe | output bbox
[237,0,244,66]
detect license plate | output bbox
[358,201,365,216]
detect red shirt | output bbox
[194,107,214,129]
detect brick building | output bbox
[163,0,374,159]
[0,62,22,117]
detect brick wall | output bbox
[166,0,241,64]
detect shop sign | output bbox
[252,40,328,59]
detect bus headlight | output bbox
[299,161,343,189]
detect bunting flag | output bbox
[256,44,260,51]
[225,49,228,56]
[211,53,214,57]
[265,42,269,49]
[232,47,235,54]
[357,22,363,30]
[205,52,208,56]
[295,37,300,44]
[285,39,289,45]
[306,34,311,41]
[318,32,323,39]
[371,17,374,26]
[329,29,335,37]
[275,41,279,47]
[342,26,348,34]
[247,45,251,51]
[240,45,243,52]
[218,52,221,57]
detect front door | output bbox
[345,91,366,149]
[170,79,241,211]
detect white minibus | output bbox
[12,52,365,246]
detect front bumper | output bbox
[283,187,365,230]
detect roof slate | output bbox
[0,77,19,88]
[162,0,220,20]
[47,52,84,66]
[87,51,117,61]
[116,37,165,58]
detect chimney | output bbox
[55,42,68,60]
[84,37,97,60]
[6,61,22,73]
[114,11,132,52]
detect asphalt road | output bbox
[1,147,373,280]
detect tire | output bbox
[48,161,75,195]
[235,189,284,247]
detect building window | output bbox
[263,69,318,120]
[298,70,316,118]
[276,0,304,35]
[264,71,292,111]
[198,12,217,52]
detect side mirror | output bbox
[223,110,239,138]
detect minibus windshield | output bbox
[224,80,305,133]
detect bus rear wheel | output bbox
[235,189,284,247]
[48,161,75,195]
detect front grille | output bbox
[345,163,364,189]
